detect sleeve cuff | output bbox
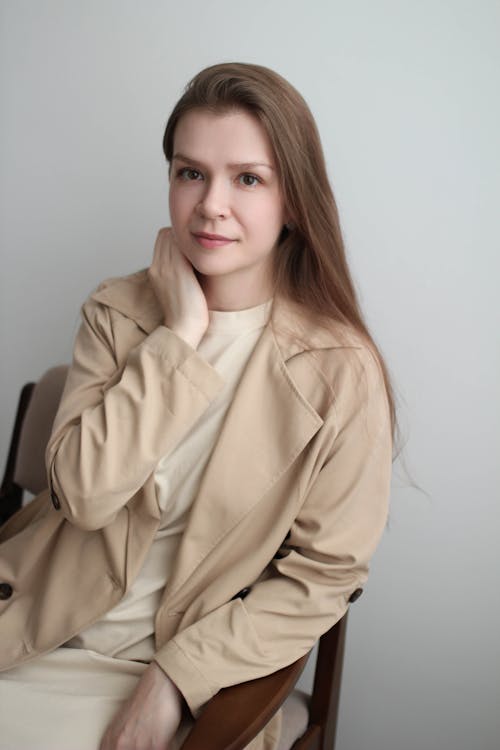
[154,640,219,718]
[144,326,224,403]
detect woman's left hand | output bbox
[99,661,183,750]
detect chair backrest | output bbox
[14,365,69,495]
[0,365,68,523]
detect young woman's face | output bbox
[169,108,287,303]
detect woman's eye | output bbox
[239,173,261,187]
[178,167,203,181]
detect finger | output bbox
[151,232,162,269]
[152,227,171,265]
[158,230,175,271]
[169,225,180,246]
[153,229,165,262]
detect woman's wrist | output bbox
[152,661,185,711]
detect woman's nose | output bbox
[196,178,230,219]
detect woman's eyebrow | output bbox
[173,152,275,171]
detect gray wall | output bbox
[1,2,498,749]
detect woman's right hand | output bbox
[148,227,209,349]
[99,662,183,750]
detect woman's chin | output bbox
[185,254,232,278]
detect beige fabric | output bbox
[278,690,310,749]
[65,300,272,661]
[0,645,282,750]
[0,299,278,750]
[0,645,280,750]
[0,648,194,750]
[0,268,392,750]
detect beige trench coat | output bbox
[0,270,392,749]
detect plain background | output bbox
[1,2,499,749]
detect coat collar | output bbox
[90,268,357,361]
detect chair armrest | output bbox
[179,653,310,750]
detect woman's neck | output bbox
[197,272,274,312]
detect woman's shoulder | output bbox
[83,268,161,334]
[272,296,380,369]
[272,297,388,417]
[90,267,150,303]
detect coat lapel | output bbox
[165,322,324,599]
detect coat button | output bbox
[231,587,251,601]
[348,588,363,603]
[0,583,13,600]
[51,489,61,510]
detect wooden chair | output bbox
[0,366,350,750]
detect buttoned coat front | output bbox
[0,270,392,747]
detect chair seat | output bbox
[278,689,310,750]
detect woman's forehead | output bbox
[172,108,276,168]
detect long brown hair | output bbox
[163,62,397,442]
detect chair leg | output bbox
[310,613,348,750]
[291,613,348,750]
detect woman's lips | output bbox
[192,232,235,249]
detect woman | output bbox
[0,62,394,749]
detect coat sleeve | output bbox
[154,346,392,716]
[45,296,224,531]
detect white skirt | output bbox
[0,647,193,750]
